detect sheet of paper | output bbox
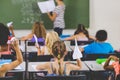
[72,39,83,59]
[32,65,38,71]
[7,22,13,27]
[14,65,22,69]
[37,0,55,13]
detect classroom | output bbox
[0,0,120,80]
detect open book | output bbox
[37,0,55,13]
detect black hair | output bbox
[95,30,107,41]
[0,23,10,45]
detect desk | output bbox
[84,61,104,71]
[84,61,112,80]
[8,62,25,72]
[28,61,89,72]
[7,62,25,80]
[28,61,90,80]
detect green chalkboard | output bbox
[0,0,89,29]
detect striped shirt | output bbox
[53,5,65,28]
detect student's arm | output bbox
[0,39,23,72]
[37,48,41,56]
[47,12,57,21]
[20,33,33,41]
[64,35,76,41]
[36,44,44,55]
[76,59,82,68]
[103,55,119,69]
[66,59,82,75]
[89,35,96,40]
[36,62,50,70]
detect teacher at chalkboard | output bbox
[47,0,65,36]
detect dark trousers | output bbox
[54,27,63,36]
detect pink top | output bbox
[77,36,89,41]
[112,61,120,76]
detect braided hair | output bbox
[52,41,66,75]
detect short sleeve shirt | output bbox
[84,41,114,54]
[53,5,65,28]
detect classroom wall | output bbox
[89,0,120,50]
[11,0,120,50]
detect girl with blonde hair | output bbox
[37,31,60,55]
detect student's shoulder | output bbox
[104,42,113,46]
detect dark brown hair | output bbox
[74,24,89,38]
[95,30,107,41]
[0,23,10,45]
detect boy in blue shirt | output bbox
[81,30,114,54]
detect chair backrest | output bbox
[83,53,119,60]
[70,40,94,46]
[28,52,71,62]
[37,55,54,62]
[0,76,16,80]
[28,52,37,61]
[0,54,15,61]
[70,70,85,75]
[37,75,86,80]
[27,41,45,46]
[28,52,54,62]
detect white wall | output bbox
[89,0,120,50]
[15,0,120,50]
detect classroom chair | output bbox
[0,54,15,61]
[27,41,45,46]
[0,76,16,80]
[36,75,86,80]
[70,39,94,46]
[28,52,70,62]
[83,53,120,60]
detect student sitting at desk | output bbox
[20,21,46,42]
[36,31,60,55]
[0,23,23,77]
[80,30,114,54]
[0,23,15,55]
[64,24,95,41]
[36,41,82,75]
[103,55,120,80]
